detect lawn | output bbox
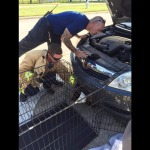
[19,2,108,17]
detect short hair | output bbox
[90,16,106,24]
[48,43,62,56]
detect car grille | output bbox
[76,57,110,81]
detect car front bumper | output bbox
[71,55,131,120]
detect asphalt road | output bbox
[19,12,112,63]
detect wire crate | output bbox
[19,60,131,150]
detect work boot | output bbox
[20,93,28,102]
[53,80,64,86]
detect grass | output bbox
[19,2,108,17]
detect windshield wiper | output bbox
[119,23,131,30]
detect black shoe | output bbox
[47,87,55,94]
[20,93,28,102]
[53,80,64,86]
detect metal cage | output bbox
[19,59,131,150]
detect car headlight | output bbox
[108,71,131,92]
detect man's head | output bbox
[47,43,63,63]
[86,16,106,35]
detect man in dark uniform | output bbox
[19,11,106,59]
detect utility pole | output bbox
[86,0,89,9]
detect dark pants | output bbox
[19,16,61,57]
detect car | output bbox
[70,0,131,120]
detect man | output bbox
[19,11,106,58]
[19,43,73,102]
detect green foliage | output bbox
[19,0,105,4]
[19,3,108,17]
[19,0,38,4]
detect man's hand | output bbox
[61,29,88,59]
[76,33,91,39]
[75,50,88,59]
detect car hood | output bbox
[105,0,131,23]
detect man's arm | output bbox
[61,28,88,58]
